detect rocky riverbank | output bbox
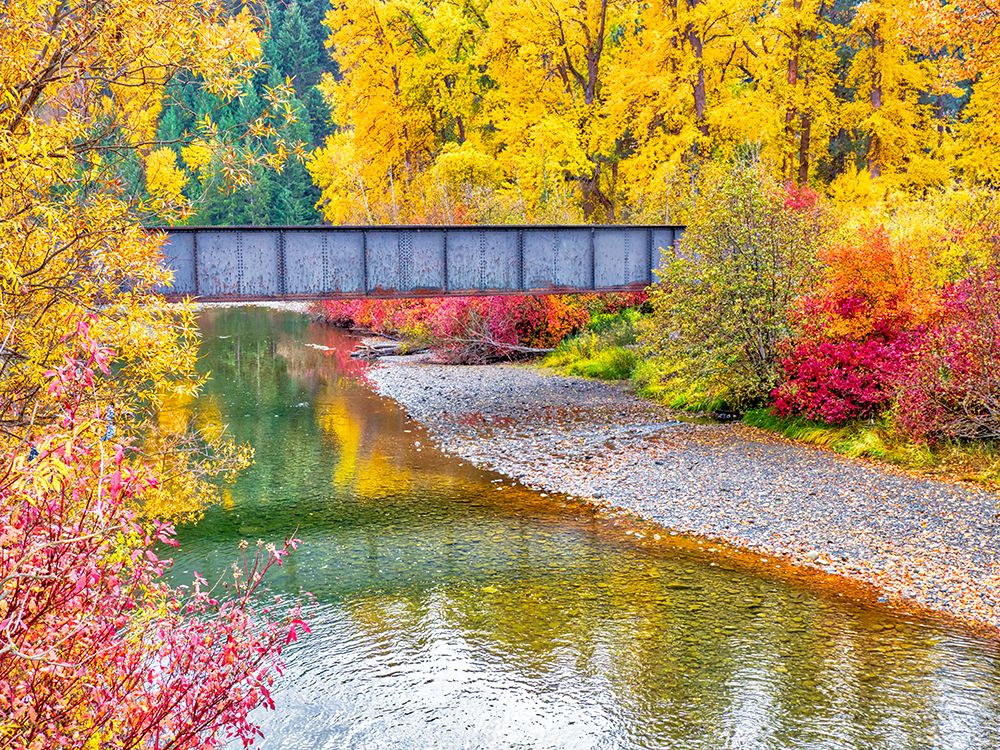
[367,354,1000,632]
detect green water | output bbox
[171,308,1000,749]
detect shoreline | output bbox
[366,353,1000,636]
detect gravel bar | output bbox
[368,354,1000,631]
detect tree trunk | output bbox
[685,0,708,137]
[868,22,883,179]
[581,167,614,222]
[785,48,799,179]
[798,114,812,185]
[689,27,709,136]
[784,0,804,183]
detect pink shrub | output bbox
[0,318,302,748]
[896,270,1000,441]
[316,294,591,361]
[783,183,821,212]
[772,334,918,423]
[425,295,589,362]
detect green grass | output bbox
[743,408,1000,489]
[545,311,732,410]
[544,309,643,381]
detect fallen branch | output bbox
[430,329,556,364]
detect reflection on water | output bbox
[171,308,1000,749]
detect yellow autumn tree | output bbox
[0,0,275,517]
[755,0,840,185]
[601,0,759,220]
[911,0,1000,184]
[841,0,947,185]
[310,0,493,222]
[310,0,1000,222]
[477,0,643,221]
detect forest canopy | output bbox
[148,0,1000,226]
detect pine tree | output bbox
[275,2,322,88]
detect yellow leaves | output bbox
[844,0,943,183]
[144,148,189,214]
[314,0,498,221]
[707,85,777,154]
[828,166,887,212]
[0,0,298,538]
[308,133,372,223]
[433,145,501,189]
[518,116,591,178]
[955,85,1000,185]
[305,0,998,221]
[263,80,301,128]
[181,140,213,175]
[194,8,264,97]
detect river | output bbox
[169,308,1000,749]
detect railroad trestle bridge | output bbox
[155,224,685,301]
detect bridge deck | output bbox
[156,224,684,301]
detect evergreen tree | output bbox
[147,0,329,227]
[275,2,321,87]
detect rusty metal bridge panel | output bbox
[154,225,685,301]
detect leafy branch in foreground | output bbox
[0,319,306,749]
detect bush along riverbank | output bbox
[313,292,646,363]
[542,163,1000,492]
[545,306,1000,491]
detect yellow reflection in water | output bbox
[157,388,196,435]
[314,393,362,487]
[147,387,251,521]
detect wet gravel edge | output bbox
[367,354,1000,632]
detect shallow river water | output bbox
[170,308,1000,750]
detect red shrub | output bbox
[816,226,934,340]
[577,291,648,315]
[426,295,589,361]
[783,183,821,212]
[317,299,438,334]
[896,270,1000,441]
[770,226,936,424]
[772,334,918,423]
[316,294,590,361]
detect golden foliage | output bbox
[0,0,268,518]
[309,0,997,223]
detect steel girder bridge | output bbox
[155,224,685,301]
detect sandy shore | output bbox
[367,354,1000,631]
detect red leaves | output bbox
[772,226,934,424]
[0,320,306,749]
[783,183,820,212]
[773,335,918,423]
[773,223,1000,441]
[319,294,592,362]
[895,270,1000,441]
[154,519,179,548]
[285,618,311,644]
